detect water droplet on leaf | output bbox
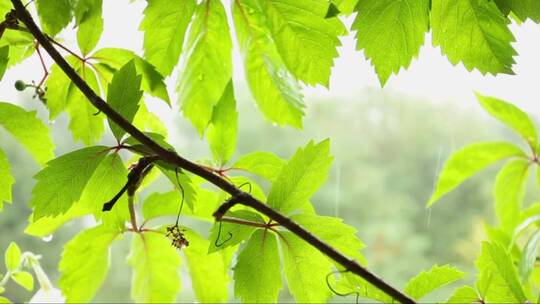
[41,235,53,242]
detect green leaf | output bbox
[0,31,35,67]
[332,0,359,15]
[79,154,129,229]
[232,151,285,182]
[74,0,103,55]
[281,231,332,302]
[290,213,365,262]
[476,93,537,147]
[0,148,14,207]
[506,0,540,23]
[234,230,282,303]
[431,0,516,75]
[177,0,232,134]
[92,48,170,105]
[446,286,479,303]
[494,159,530,233]
[207,81,237,165]
[59,225,118,302]
[267,140,333,213]
[0,102,55,165]
[263,0,345,86]
[44,57,78,119]
[11,271,33,291]
[106,60,143,141]
[30,146,108,219]
[0,296,8,303]
[141,0,195,76]
[0,46,8,80]
[427,142,525,206]
[4,242,21,271]
[233,0,304,128]
[128,231,181,302]
[132,102,168,137]
[36,0,72,36]
[352,0,429,85]
[183,229,229,303]
[404,265,465,300]
[476,242,526,303]
[141,187,202,223]
[208,210,264,253]
[24,203,89,237]
[519,229,540,282]
[65,67,105,145]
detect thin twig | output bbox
[8,2,415,303]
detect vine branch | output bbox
[8,2,415,303]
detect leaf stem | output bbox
[128,194,138,232]
[8,2,415,303]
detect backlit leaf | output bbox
[177,0,232,134]
[518,229,540,282]
[263,0,345,86]
[404,265,465,300]
[431,0,516,74]
[59,225,119,302]
[11,271,33,291]
[506,0,540,23]
[268,140,333,213]
[30,146,108,219]
[233,0,304,128]
[0,102,55,165]
[353,0,429,85]
[427,142,525,206]
[446,286,479,303]
[0,46,8,80]
[207,80,237,165]
[106,60,143,141]
[494,159,529,233]
[232,151,285,182]
[0,148,14,208]
[234,230,282,303]
[128,231,181,302]
[36,0,72,36]
[208,210,264,253]
[4,242,21,271]
[141,0,195,76]
[74,0,103,55]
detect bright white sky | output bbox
[2,0,540,122]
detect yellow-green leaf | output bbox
[11,271,33,291]
[4,242,21,271]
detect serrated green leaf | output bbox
[44,57,79,119]
[4,242,21,271]
[506,0,540,23]
[74,0,103,55]
[36,0,72,36]
[263,0,345,86]
[0,148,14,207]
[233,0,304,128]
[128,231,181,302]
[183,229,229,302]
[427,142,525,206]
[208,210,264,253]
[234,229,282,303]
[66,66,105,145]
[132,102,167,137]
[142,188,201,223]
[268,140,332,214]
[106,60,143,141]
[476,242,526,303]
[0,30,35,67]
[431,0,516,74]
[79,154,129,230]
[92,48,170,105]
[154,165,197,212]
[494,159,529,233]
[24,203,89,237]
[331,0,358,14]
[353,0,429,85]
[232,151,285,182]
[519,229,540,282]
[207,81,237,165]
[476,93,537,147]
[141,0,195,76]
[59,225,118,302]
[0,296,8,303]
[30,146,108,219]
[0,102,55,165]
[0,46,8,80]
[281,231,332,302]
[177,0,232,134]
[446,286,479,303]
[291,213,365,263]
[11,271,33,291]
[404,265,465,300]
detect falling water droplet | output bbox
[41,235,53,242]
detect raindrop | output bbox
[41,235,53,242]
